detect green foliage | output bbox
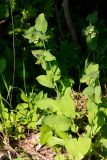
[54,154,66,160]
[83,24,98,51]
[22,13,107,159]
[0,58,6,74]
[43,115,71,131]
[65,137,91,160]
[0,0,9,19]
[1,1,107,158]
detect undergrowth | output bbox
[0,13,107,160]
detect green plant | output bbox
[23,13,107,159]
[23,13,90,159]
[1,7,107,159]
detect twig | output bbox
[0,19,6,24]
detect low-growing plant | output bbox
[1,12,107,160]
[23,13,107,159]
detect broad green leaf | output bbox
[65,138,83,160]
[40,131,53,144]
[24,26,35,40]
[35,13,48,34]
[77,137,91,156]
[24,26,44,43]
[56,131,69,140]
[36,75,54,88]
[32,50,45,58]
[36,115,45,125]
[80,74,91,84]
[46,66,61,82]
[100,138,107,148]
[2,108,9,120]
[29,91,44,102]
[10,111,16,123]
[47,136,64,146]
[55,94,76,118]
[36,98,55,110]
[94,86,102,104]
[31,113,38,122]
[80,63,99,85]
[46,61,61,81]
[87,100,98,125]
[83,86,93,98]
[27,121,37,129]
[85,63,99,74]
[16,103,28,110]
[54,154,66,160]
[43,115,71,131]
[65,137,91,160]
[30,32,43,43]
[21,91,28,102]
[80,71,99,85]
[0,58,6,73]
[86,116,101,137]
[40,124,52,132]
[87,109,104,136]
[58,78,74,96]
[5,120,11,128]
[36,98,61,114]
[41,60,48,70]
[32,50,56,62]
[44,51,56,61]
[71,122,78,133]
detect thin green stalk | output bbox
[23,61,27,93]
[10,0,16,105]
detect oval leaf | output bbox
[47,136,64,146]
[78,137,91,156]
[35,13,48,34]
[55,94,76,118]
[36,75,54,88]
[43,115,71,131]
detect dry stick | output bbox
[0,19,6,24]
[62,0,78,43]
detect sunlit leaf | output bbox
[65,137,91,160]
[54,154,66,160]
[55,94,76,118]
[35,13,48,34]
[77,137,91,155]
[100,138,107,148]
[40,131,53,144]
[87,100,98,125]
[21,91,28,102]
[47,136,64,146]
[36,75,54,88]
[43,115,71,131]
